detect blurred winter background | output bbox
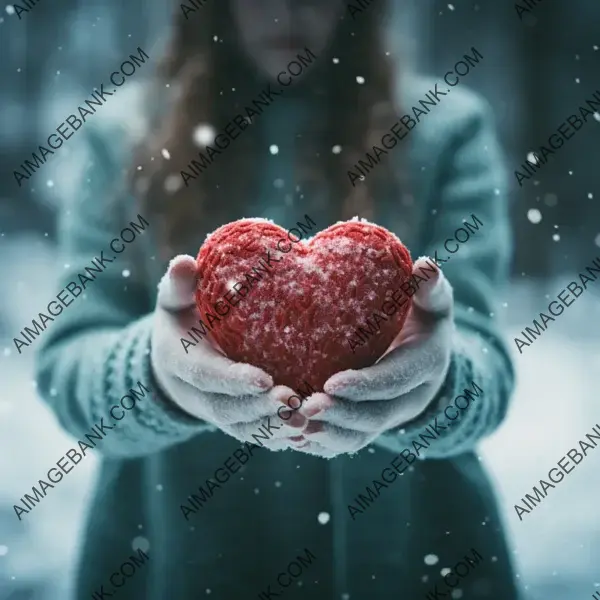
[0,0,599,598]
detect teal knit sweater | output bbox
[33,75,519,600]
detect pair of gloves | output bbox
[151,254,455,459]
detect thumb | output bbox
[410,256,453,317]
[156,254,199,312]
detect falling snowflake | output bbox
[527,208,542,224]
[164,174,182,193]
[424,554,439,566]
[193,124,216,147]
[356,76,365,84]
[269,145,279,155]
[132,536,150,553]
[161,148,171,160]
[317,512,330,525]
[122,269,131,278]
[332,145,342,154]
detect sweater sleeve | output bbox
[34,125,212,459]
[374,91,515,458]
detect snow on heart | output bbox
[192,217,413,391]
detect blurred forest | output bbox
[1,0,598,278]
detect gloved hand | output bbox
[294,257,455,458]
[151,254,309,450]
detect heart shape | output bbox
[195,218,413,391]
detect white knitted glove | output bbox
[295,257,455,458]
[150,254,308,450]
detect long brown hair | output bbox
[129,0,409,258]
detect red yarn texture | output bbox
[195,218,413,391]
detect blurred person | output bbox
[35,0,521,597]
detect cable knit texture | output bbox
[35,111,210,459]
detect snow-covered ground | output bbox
[0,235,599,599]
[481,279,600,600]
[0,235,99,600]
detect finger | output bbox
[292,441,343,459]
[221,424,291,451]
[314,383,433,432]
[226,415,304,442]
[296,393,336,419]
[307,395,389,432]
[303,422,370,453]
[288,435,308,446]
[205,385,307,426]
[411,256,453,317]
[156,310,273,394]
[156,254,199,311]
[178,348,273,395]
[324,329,449,401]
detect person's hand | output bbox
[151,254,309,450]
[294,257,455,458]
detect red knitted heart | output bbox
[195,218,413,391]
